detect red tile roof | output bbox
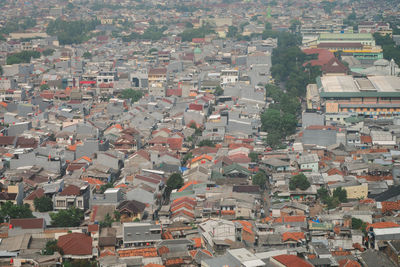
[381,201,400,213]
[59,185,81,196]
[178,181,199,192]
[24,188,45,200]
[9,218,44,229]
[192,237,202,248]
[118,247,158,258]
[282,232,305,242]
[338,259,361,267]
[57,233,92,255]
[367,221,400,230]
[273,255,313,267]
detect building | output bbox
[317,75,400,116]
[53,184,90,211]
[122,222,162,248]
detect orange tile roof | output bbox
[170,203,195,213]
[83,177,105,189]
[118,247,158,258]
[178,181,199,192]
[144,264,165,267]
[274,216,306,223]
[67,141,82,151]
[192,237,202,248]
[359,198,375,204]
[191,154,213,164]
[114,184,127,189]
[367,221,400,230]
[100,249,116,258]
[282,232,305,242]
[189,250,197,258]
[220,210,235,215]
[331,251,351,256]
[162,231,173,240]
[273,255,313,267]
[381,201,400,213]
[166,258,184,265]
[202,249,212,256]
[74,156,92,163]
[158,246,169,255]
[338,259,361,267]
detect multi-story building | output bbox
[53,184,90,211]
[316,75,400,116]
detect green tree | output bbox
[166,173,184,190]
[46,18,100,45]
[333,187,347,203]
[113,210,121,222]
[289,173,310,191]
[0,202,33,222]
[99,183,113,193]
[317,186,329,203]
[248,152,259,162]
[198,139,215,147]
[43,240,63,255]
[7,50,41,65]
[99,213,113,228]
[182,152,193,165]
[82,52,92,59]
[34,196,53,212]
[50,207,83,227]
[227,26,238,38]
[120,89,143,103]
[266,131,282,149]
[40,84,50,91]
[253,171,267,189]
[214,85,223,96]
[42,49,55,56]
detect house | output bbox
[122,222,162,248]
[53,184,90,210]
[263,158,290,172]
[23,188,45,211]
[297,154,319,172]
[57,233,93,260]
[117,200,147,222]
[271,254,313,267]
[198,219,236,252]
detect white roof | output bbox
[374,227,400,235]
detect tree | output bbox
[120,89,143,103]
[46,18,100,45]
[43,240,63,255]
[7,50,41,65]
[333,187,347,203]
[198,139,215,147]
[266,132,282,149]
[0,201,33,222]
[289,173,310,191]
[42,49,55,56]
[166,173,184,190]
[227,26,238,38]
[99,183,113,193]
[34,196,53,212]
[253,171,267,189]
[40,84,50,91]
[99,213,113,228]
[114,210,121,222]
[317,186,329,202]
[50,207,83,227]
[214,85,223,96]
[248,152,259,162]
[83,52,92,59]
